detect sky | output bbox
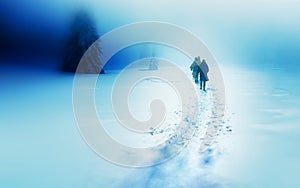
[1,0,300,71]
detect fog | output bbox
[1,0,300,71]
[1,1,300,187]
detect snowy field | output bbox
[1,0,300,187]
[0,61,300,187]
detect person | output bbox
[199,58,209,91]
[190,57,201,83]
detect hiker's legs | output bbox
[195,72,199,83]
[203,81,206,91]
[200,81,203,89]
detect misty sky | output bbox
[1,0,300,71]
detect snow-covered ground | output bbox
[0,61,299,187]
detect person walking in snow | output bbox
[199,58,209,91]
[190,56,201,83]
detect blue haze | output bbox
[1,0,300,187]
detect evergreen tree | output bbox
[61,10,104,73]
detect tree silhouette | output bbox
[61,10,104,73]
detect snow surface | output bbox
[0,62,299,187]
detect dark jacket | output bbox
[199,60,209,81]
[190,60,200,78]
